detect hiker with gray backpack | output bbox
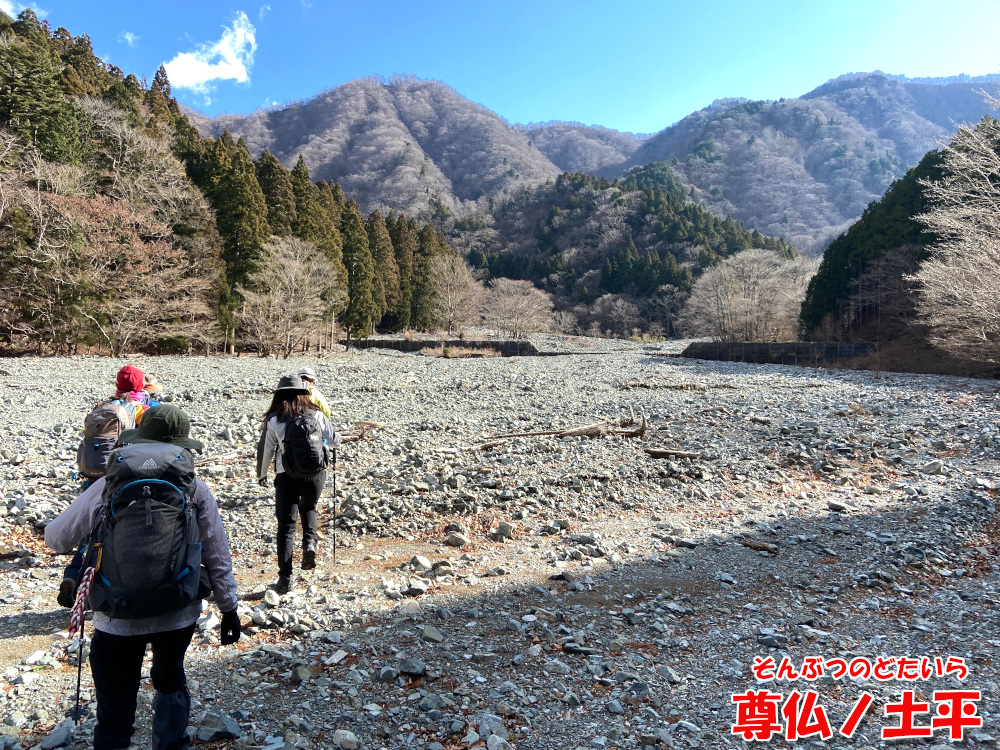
[59,365,163,608]
[256,375,341,594]
[46,404,240,750]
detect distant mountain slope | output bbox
[520,122,644,174]
[615,72,997,253]
[187,76,561,216]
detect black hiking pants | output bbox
[89,624,196,750]
[274,471,325,577]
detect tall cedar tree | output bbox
[289,155,347,289]
[0,11,87,162]
[214,137,271,292]
[340,199,378,338]
[386,212,416,329]
[255,150,297,236]
[316,180,344,229]
[411,222,449,329]
[365,209,400,322]
[192,130,235,200]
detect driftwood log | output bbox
[741,539,779,554]
[476,416,647,449]
[643,448,700,460]
[340,420,384,444]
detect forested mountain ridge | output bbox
[186,76,562,217]
[614,72,997,252]
[519,122,645,174]
[192,72,996,254]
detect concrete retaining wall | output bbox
[680,341,873,365]
[339,339,542,357]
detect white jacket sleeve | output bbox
[319,413,342,447]
[194,479,238,614]
[45,478,106,553]
[256,417,277,479]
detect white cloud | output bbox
[0,1,48,18]
[164,11,257,99]
[118,31,139,48]
[258,4,270,20]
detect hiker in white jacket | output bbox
[46,404,239,750]
[256,374,340,594]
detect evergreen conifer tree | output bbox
[214,138,271,291]
[387,212,416,329]
[255,150,297,236]
[365,209,400,323]
[340,199,377,339]
[289,155,347,287]
[411,223,448,329]
[315,180,343,229]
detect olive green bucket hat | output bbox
[118,404,204,453]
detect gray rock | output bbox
[422,625,445,643]
[378,666,399,682]
[290,665,314,684]
[657,665,682,684]
[921,459,944,475]
[399,657,426,676]
[263,589,281,607]
[606,699,625,715]
[331,729,360,749]
[444,531,471,547]
[39,721,73,750]
[196,713,241,742]
[410,555,432,571]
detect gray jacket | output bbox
[45,477,238,636]
[256,412,340,479]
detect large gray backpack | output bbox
[77,399,138,479]
[86,443,202,619]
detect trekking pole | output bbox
[332,448,337,565]
[68,565,95,724]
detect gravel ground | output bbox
[0,342,997,750]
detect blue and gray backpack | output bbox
[86,442,202,619]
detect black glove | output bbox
[258,476,269,488]
[220,610,241,645]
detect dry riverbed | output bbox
[0,341,997,750]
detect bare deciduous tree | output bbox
[484,278,554,339]
[428,254,484,334]
[238,236,345,358]
[680,250,818,341]
[910,116,1000,362]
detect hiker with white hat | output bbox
[256,375,340,593]
[297,367,332,418]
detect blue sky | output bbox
[6,0,999,132]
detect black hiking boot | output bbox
[273,575,291,595]
[57,577,77,609]
[301,549,316,570]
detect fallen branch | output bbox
[340,420,384,444]
[487,415,647,442]
[643,448,700,460]
[740,539,779,555]
[194,451,242,466]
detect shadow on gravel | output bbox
[171,480,997,750]
[0,607,66,640]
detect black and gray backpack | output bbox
[86,442,202,619]
[280,411,329,479]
